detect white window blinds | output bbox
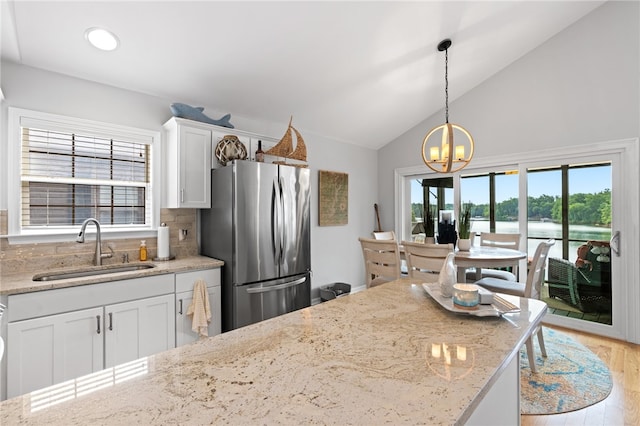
[20,124,151,228]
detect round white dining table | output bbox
[455,246,527,282]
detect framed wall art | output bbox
[318,170,348,226]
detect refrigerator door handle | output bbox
[271,180,281,264]
[245,276,307,294]
[278,176,286,265]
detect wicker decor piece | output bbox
[265,116,307,167]
[215,135,247,166]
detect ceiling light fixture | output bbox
[85,27,119,51]
[421,39,474,174]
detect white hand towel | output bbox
[186,279,211,338]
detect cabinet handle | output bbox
[96,315,101,334]
[180,188,184,203]
[108,312,113,331]
[178,299,183,315]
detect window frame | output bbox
[7,107,161,243]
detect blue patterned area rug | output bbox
[520,328,612,415]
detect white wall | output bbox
[0,62,377,295]
[376,1,639,231]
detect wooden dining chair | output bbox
[372,230,396,240]
[402,241,453,283]
[359,237,402,288]
[475,238,555,373]
[466,232,522,281]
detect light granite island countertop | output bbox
[0,278,546,425]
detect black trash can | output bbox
[320,282,351,302]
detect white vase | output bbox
[458,238,471,251]
[438,253,457,297]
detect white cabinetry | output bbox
[104,294,175,368]
[6,274,175,399]
[162,117,282,207]
[163,118,212,208]
[7,307,103,399]
[175,268,221,347]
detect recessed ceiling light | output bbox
[85,27,119,51]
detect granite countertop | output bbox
[0,255,224,295]
[0,278,546,425]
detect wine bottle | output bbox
[255,140,264,163]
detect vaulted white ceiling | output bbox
[1,1,605,149]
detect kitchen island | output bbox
[0,278,546,425]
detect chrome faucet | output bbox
[76,218,113,266]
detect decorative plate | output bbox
[215,135,247,166]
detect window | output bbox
[459,170,519,235]
[8,108,160,239]
[527,163,611,262]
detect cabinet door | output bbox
[7,307,103,399]
[175,284,221,347]
[178,125,211,208]
[104,294,175,368]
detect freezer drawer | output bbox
[233,274,310,330]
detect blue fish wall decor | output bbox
[170,103,234,128]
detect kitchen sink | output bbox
[33,264,156,281]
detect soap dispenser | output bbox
[139,240,148,261]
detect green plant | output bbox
[458,203,472,239]
[423,205,435,237]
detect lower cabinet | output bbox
[104,294,175,368]
[6,274,177,400]
[7,306,104,399]
[175,269,221,347]
[7,294,175,399]
[5,267,221,400]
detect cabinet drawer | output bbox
[8,274,174,322]
[175,268,220,293]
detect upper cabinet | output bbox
[163,118,212,208]
[162,117,280,209]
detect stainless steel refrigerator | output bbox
[200,160,311,332]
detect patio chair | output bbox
[547,257,612,313]
[575,240,612,297]
[547,257,583,310]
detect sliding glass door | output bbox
[528,164,612,325]
[395,138,637,342]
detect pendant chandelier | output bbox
[421,39,474,174]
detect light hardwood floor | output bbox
[521,325,640,426]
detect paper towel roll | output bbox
[157,224,170,259]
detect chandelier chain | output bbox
[444,47,449,123]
